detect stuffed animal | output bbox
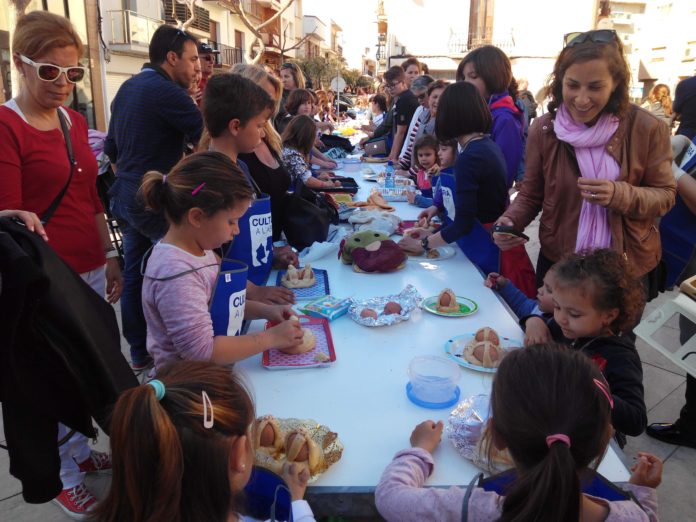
[339,230,390,264]
[351,238,406,273]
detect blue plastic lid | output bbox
[406,382,461,409]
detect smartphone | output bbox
[492,224,530,241]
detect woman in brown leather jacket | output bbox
[493,30,675,291]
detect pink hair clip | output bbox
[191,182,206,196]
[593,378,614,409]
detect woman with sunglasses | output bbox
[0,10,122,519]
[494,29,675,309]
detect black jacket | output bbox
[544,318,648,438]
[0,218,138,502]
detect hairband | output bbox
[191,182,206,196]
[546,434,571,448]
[147,379,166,401]
[593,378,615,409]
[162,174,167,185]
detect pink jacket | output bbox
[375,448,659,522]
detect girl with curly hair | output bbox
[546,248,648,446]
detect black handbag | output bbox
[282,179,339,251]
[319,133,354,153]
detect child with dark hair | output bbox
[457,45,525,190]
[281,115,341,191]
[93,360,316,521]
[407,139,457,209]
[204,72,298,294]
[530,248,648,444]
[376,344,661,522]
[404,135,439,207]
[139,152,303,370]
[398,82,509,279]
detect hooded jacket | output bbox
[0,218,137,502]
[489,93,525,188]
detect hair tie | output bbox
[546,434,571,448]
[147,379,166,401]
[162,174,167,185]
[191,182,206,196]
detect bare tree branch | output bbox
[228,0,296,64]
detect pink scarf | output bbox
[554,104,620,252]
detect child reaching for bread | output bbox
[375,344,661,522]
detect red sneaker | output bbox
[77,450,112,473]
[51,483,97,520]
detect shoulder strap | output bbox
[40,109,75,224]
[461,472,483,522]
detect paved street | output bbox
[1,216,695,520]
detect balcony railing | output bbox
[209,41,245,66]
[447,30,514,54]
[109,10,162,47]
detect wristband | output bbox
[421,236,430,252]
[105,249,120,260]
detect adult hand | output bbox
[404,227,432,241]
[247,284,296,305]
[492,216,526,251]
[524,316,552,347]
[273,245,299,268]
[105,258,123,304]
[629,452,663,489]
[283,462,311,501]
[398,235,424,255]
[577,178,615,207]
[0,210,48,241]
[410,420,444,454]
[418,206,439,222]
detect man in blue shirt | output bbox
[105,25,203,369]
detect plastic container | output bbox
[384,160,395,188]
[406,356,461,409]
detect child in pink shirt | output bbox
[375,344,661,522]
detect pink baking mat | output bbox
[262,316,336,370]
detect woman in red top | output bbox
[0,11,122,518]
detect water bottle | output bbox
[384,160,395,189]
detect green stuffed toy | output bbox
[339,230,390,264]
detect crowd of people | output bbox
[1,9,696,522]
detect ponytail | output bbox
[490,344,613,522]
[140,170,168,215]
[95,385,184,522]
[498,442,580,522]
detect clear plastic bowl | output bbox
[408,356,460,404]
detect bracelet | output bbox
[105,249,120,260]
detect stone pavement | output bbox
[1,217,695,521]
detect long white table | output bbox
[237,159,629,514]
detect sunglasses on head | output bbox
[169,28,188,51]
[20,54,85,83]
[564,29,618,48]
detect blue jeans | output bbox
[109,178,168,364]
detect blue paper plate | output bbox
[406,382,461,409]
[275,268,330,300]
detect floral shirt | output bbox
[281,146,312,184]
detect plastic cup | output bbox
[408,356,460,404]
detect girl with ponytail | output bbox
[375,344,661,522]
[93,361,315,522]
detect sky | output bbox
[302,0,378,69]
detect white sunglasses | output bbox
[19,54,85,83]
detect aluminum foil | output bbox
[254,416,343,484]
[447,394,490,461]
[447,394,514,473]
[348,284,422,327]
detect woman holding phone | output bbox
[494,30,675,294]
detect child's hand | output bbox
[247,285,296,305]
[629,452,663,488]
[282,461,311,501]
[410,420,444,454]
[418,206,438,222]
[404,227,432,240]
[484,272,508,289]
[405,190,416,204]
[267,319,303,350]
[318,172,333,181]
[263,304,296,324]
[524,316,552,347]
